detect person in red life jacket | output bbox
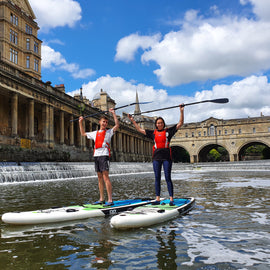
[128,104,184,206]
[79,108,119,206]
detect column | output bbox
[11,93,18,137]
[81,120,86,150]
[118,132,123,152]
[60,111,64,144]
[28,99,34,139]
[69,115,74,146]
[49,106,54,148]
[42,104,49,143]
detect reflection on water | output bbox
[0,161,270,269]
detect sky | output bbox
[28,0,270,124]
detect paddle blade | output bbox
[210,98,229,104]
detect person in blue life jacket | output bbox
[79,108,119,206]
[128,104,184,206]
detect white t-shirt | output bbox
[86,128,114,157]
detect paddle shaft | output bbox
[71,102,152,122]
[133,98,229,115]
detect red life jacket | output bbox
[153,129,170,150]
[152,129,172,159]
[94,130,111,156]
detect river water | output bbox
[0,161,269,269]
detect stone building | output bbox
[0,0,41,79]
[171,115,270,163]
[0,0,153,162]
[92,89,116,112]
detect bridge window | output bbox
[219,130,221,135]
[253,127,256,133]
[225,130,227,135]
[208,125,216,136]
[204,131,206,136]
[192,132,194,137]
[232,129,234,134]
[239,129,242,134]
[185,132,188,138]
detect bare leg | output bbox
[97,172,105,201]
[102,171,113,202]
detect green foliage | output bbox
[78,103,85,115]
[208,148,221,162]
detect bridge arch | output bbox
[238,140,270,161]
[198,143,229,162]
[171,145,190,163]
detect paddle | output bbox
[133,98,229,115]
[71,101,152,122]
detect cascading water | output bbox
[0,162,155,183]
[0,160,270,183]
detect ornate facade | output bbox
[0,0,153,162]
[171,116,270,163]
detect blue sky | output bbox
[28,0,270,123]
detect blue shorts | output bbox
[94,156,110,172]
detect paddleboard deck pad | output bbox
[1,198,156,225]
[110,197,195,229]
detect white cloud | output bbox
[241,0,270,21]
[67,75,270,124]
[115,4,270,87]
[115,33,161,62]
[29,0,82,31]
[42,45,95,79]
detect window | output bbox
[219,130,221,135]
[185,132,188,138]
[204,131,206,136]
[198,132,201,137]
[239,129,242,134]
[10,48,18,64]
[34,41,39,53]
[268,127,270,132]
[26,56,30,68]
[34,59,39,72]
[10,30,18,45]
[224,130,227,135]
[26,38,30,50]
[192,132,194,137]
[208,124,215,136]
[26,24,32,35]
[253,128,256,133]
[10,13,18,26]
[232,129,234,134]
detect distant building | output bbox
[122,91,156,130]
[92,89,116,111]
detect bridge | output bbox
[171,116,270,163]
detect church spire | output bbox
[134,91,141,115]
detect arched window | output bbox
[208,124,216,136]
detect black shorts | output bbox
[94,156,110,172]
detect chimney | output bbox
[55,84,65,93]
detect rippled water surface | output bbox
[0,161,270,269]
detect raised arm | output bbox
[128,114,146,135]
[109,108,120,132]
[176,104,184,130]
[79,116,87,136]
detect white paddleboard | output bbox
[110,197,195,229]
[1,198,156,225]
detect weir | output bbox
[0,162,154,183]
[1,160,270,184]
